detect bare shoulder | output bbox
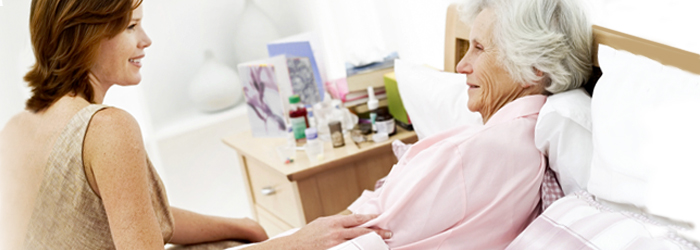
[0,111,35,150]
[84,107,146,168]
[1,111,32,136]
[88,107,142,137]
[83,107,149,197]
[1,112,22,162]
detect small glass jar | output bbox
[375,108,396,136]
[328,121,345,148]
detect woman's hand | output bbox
[237,217,268,242]
[287,214,392,249]
[246,214,391,250]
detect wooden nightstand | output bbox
[223,127,417,236]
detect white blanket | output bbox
[226,228,388,250]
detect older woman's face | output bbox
[456,8,522,119]
[91,5,152,88]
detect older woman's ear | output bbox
[520,67,549,94]
[521,67,545,87]
[534,68,545,78]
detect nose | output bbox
[139,29,152,49]
[456,52,473,75]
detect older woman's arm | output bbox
[169,207,268,245]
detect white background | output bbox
[1,0,699,220]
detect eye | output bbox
[470,41,484,52]
[127,23,137,30]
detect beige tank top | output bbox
[24,105,174,249]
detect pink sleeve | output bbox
[350,143,468,247]
[347,190,379,214]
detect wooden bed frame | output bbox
[444,3,700,93]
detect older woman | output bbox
[345,0,593,249]
[0,0,390,249]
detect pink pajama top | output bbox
[348,95,547,250]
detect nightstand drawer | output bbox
[245,156,306,227]
[256,205,294,238]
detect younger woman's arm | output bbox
[84,108,164,249]
[169,207,268,245]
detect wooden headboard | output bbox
[444,3,700,93]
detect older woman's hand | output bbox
[290,214,392,249]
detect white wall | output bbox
[0,0,33,127]
[1,0,698,220]
[589,0,700,54]
[155,109,251,218]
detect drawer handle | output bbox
[261,186,276,196]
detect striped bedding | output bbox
[506,192,699,250]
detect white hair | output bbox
[459,0,593,94]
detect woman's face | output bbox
[456,8,522,119]
[91,5,151,88]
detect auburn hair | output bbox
[24,0,143,112]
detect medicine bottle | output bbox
[304,127,324,162]
[305,104,316,128]
[286,124,296,147]
[328,121,345,148]
[289,95,308,141]
[375,107,396,136]
[367,86,379,133]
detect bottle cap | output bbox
[289,95,301,104]
[367,86,378,110]
[305,127,318,140]
[331,99,342,109]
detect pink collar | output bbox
[485,95,547,126]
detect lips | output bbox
[129,55,144,67]
[467,83,480,89]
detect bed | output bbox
[441,3,700,249]
[235,3,700,250]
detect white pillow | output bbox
[394,59,482,140]
[535,88,593,195]
[588,45,700,232]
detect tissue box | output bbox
[383,72,412,129]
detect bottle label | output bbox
[376,119,395,135]
[291,117,307,140]
[331,131,345,147]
